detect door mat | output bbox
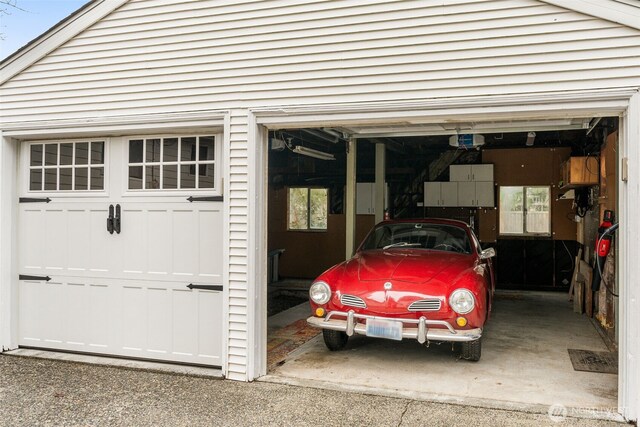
[568,349,618,374]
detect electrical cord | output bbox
[596,223,619,298]
[560,240,574,273]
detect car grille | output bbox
[340,294,367,309]
[408,299,442,312]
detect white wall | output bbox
[2,0,640,389]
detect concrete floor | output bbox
[267,291,618,414]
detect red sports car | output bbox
[307,219,495,361]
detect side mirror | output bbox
[480,247,496,260]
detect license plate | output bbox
[365,318,403,341]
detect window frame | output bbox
[22,139,109,196]
[123,133,222,196]
[498,185,552,237]
[286,186,329,232]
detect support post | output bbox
[345,138,357,259]
[375,143,386,224]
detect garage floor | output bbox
[266,291,618,412]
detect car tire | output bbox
[322,329,348,351]
[460,338,482,361]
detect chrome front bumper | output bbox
[307,310,482,343]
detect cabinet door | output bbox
[475,181,495,207]
[424,182,441,207]
[457,181,475,206]
[441,182,459,206]
[356,183,373,214]
[449,165,471,182]
[471,164,494,181]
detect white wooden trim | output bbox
[542,0,640,31]
[221,113,231,379]
[619,92,640,422]
[2,111,227,140]
[0,0,127,85]
[0,134,18,351]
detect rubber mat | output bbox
[568,349,618,374]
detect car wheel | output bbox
[460,338,482,361]
[322,329,348,351]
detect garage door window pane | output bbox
[30,169,42,191]
[75,142,89,165]
[91,167,104,190]
[60,143,73,166]
[75,168,88,190]
[127,135,216,190]
[30,144,43,166]
[91,142,105,165]
[60,168,73,190]
[45,144,58,166]
[44,169,57,191]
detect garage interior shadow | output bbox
[265,121,619,412]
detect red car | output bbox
[307,219,495,361]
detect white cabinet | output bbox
[475,181,495,207]
[356,182,387,214]
[450,164,494,182]
[457,181,495,207]
[424,182,458,207]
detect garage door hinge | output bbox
[186,196,224,202]
[19,274,52,282]
[187,283,223,291]
[19,197,51,203]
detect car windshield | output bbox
[360,223,472,254]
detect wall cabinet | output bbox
[450,164,494,182]
[356,182,387,214]
[560,156,598,188]
[424,182,458,207]
[457,182,495,207]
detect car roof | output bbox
[375,218,471,229]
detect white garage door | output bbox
[17,136,224,366]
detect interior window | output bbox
[28,141,105,192]
[288,187,328,231]
[127,135,216,190]
[499,186,551,236]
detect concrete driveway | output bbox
[0,355,622,426]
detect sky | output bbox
[1,0,89,60]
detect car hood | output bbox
[353,249,474,284]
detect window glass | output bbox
[525,187,551,234]
[361,223,471,254]
[127,135,216,190]
[30,144,43,166]
[309,188,328,230]
[91,141,105,165]
[30,169,42,191]
[45,144,58,166]
[60,168,73,190]
[499,187,524,235]
[75,168,88,190]
[288,188,309,230]
[90,167,104,190]
[60,143,73,166]
[75,142,89,165]
[44,169,57,191]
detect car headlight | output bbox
[310,281,331,305]
[449,289,475,314]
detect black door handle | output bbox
[107,204,114,234]
[114,204,121,234]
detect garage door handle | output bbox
[107,205,115,234]
[187,284,223,291]
[114,204,121,234]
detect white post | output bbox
[0,133,18,352]
[345,138,357,259]
[375,142,386,224]
[620,92,640,422]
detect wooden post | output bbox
[345,138,357,259]
[374,142,386,224]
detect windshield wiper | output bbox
[383,242,422,250]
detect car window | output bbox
[361,223,471,254]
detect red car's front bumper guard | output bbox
[307,310,482,343]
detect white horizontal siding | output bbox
[3,0,640,380]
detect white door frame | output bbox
[0,111,231,375]
[249,88,640,421]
